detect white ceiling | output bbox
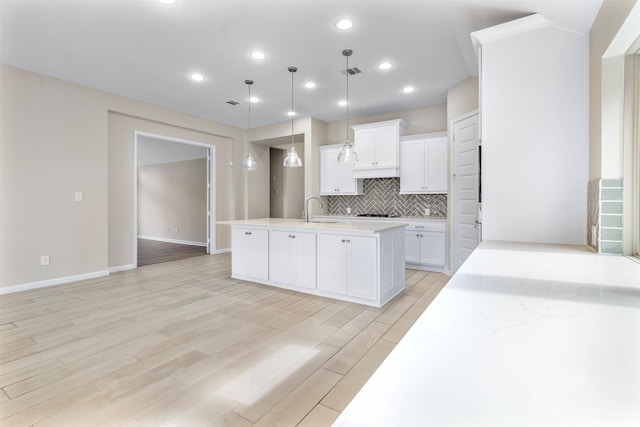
[0,0,602,129]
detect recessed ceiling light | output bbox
[304,81,317,89]
[335,19,354,30]
[250,51,267,60]
[287,111,296,116]
[402,86,415,93]
[249,96,259,103]
[338,100,348,106]
[189,72,205,82]
[378,62,393,70]
[157,0,176,4]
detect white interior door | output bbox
[452,113,480,272]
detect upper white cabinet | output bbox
[351,119,407,178]
[319,144,363,195]
[400,132,447,194]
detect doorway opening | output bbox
[134,132,216,267]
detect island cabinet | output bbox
[317,234,377,301]
[319,144,363,195]
[269,230,316,289]
[400,133,448,194]
[220,218,407,307]
[231,227,269,281]
[351,119,407,178]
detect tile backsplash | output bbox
[327,178,447,218]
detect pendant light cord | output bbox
[290,67,295,146]
[346,53,349,143]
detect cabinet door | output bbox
[269,230,293,284]
[232,227,269,280]
[400,139,426,193]
[347,235,377,301]
[320,146,359,194]
[317,234,347,295]
[375,125,399,168]
[292,232,316,289]
[426,138,448,193]
[420,231,445,266]
[404,231,421,263]
[354,128,377,167]
[320,148,338,194]
[231,228,251,277]
[251,229,269,280]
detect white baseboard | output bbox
[138,235,207,247]
[212,248,231,254]
[0,270,110,295]
[109,264,136,273]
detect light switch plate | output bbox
[75,192,83,202]
[40,255,50,266]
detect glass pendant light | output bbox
[242,79,257,171]
[283,66,303,168]
[241,80,258,171]
[338,49,358,163]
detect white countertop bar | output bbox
[334,241,640,427]
[217,217,408,234]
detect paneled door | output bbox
[452,113,480,272]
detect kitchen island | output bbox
[218,218,407,307]
[333,241,640,426]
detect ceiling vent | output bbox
[226,100,240,105]
[346,67,362,75]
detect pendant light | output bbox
[283,66,303,168]
[337,49,358,163]
[242,79,258,171]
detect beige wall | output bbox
[325,104,447,144]
[446,77,479,124]
[138,159,208,244]
[0,64,245,288]
[589,0,638,180]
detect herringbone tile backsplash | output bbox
[327,178,447,218]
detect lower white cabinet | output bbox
[231,227,269,280]
[405,223,445,267]
[225,221,405,307]
[317,233,377,301]
[269,230,316,289]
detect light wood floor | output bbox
[0,253,448,427]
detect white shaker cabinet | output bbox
[400,132,447,194]
[231,227,269,280]
[319,144,363,195]
[317,233,377,301]
[404,222,445,268]
[269,230,316,289]
[352,119,407,178]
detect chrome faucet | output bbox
[305,196,323,222]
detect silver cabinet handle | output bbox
[342,239,346,243]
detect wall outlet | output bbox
[424,208,430,216]
[40,255,50,266]
[346,207,351,214]
[74,192,83,202]
[175,226,179,233]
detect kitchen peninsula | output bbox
[218,218,407,307]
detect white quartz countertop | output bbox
[334,241,640,427]
[217,217,408,233]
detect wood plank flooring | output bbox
[137,238,207,267]
[0,253,449,426]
